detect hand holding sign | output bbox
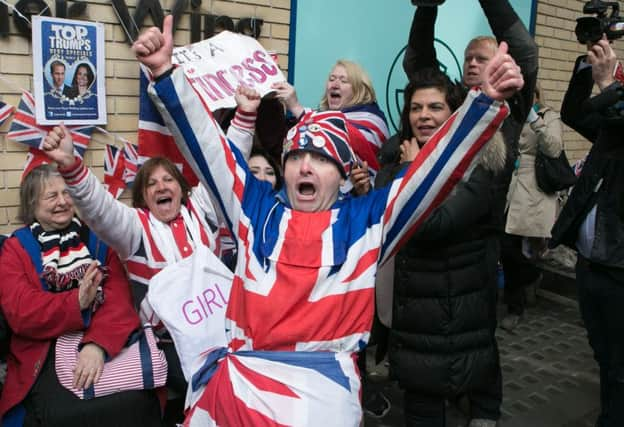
[132,15,174,78]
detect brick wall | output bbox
[534,0,624,162]
[0,0,290,235]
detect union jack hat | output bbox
[283,110,356,178]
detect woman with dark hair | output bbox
[0,164,162,426]
[41,87,261,414]
[71,63,95,98]
[378,68,506,427]
[248,146,282,190]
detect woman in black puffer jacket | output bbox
[377,68,506,427]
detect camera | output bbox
[411,0,445,6]
[575,0,624,43]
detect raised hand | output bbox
[132,14,174,78]
[271,81,304,117]
[73,343,105,390]
[78,261,103,310]
[481,41,524,101]
[350,161,371,196]
[42,123,76,168]
[235,85,262,113]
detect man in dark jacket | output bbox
[551,38,624,427]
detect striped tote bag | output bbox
[55,325,168,399]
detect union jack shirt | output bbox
[149,69,508,426]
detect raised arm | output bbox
[226,85,262,160]
[403,5,439,79]
[42,125,143,260]
[134,16,253,236]
[480,0,538,124]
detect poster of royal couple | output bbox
[33,16,106,125]
[33,15,284,126]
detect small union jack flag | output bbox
[22,147,50,181]
[7,91,93,158]
[103,144,126,199]
[122,139,140,187]
[0,101,14,127]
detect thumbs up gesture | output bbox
[482,41,525,101]
[132,14,175,78]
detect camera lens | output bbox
[576,16,603,43]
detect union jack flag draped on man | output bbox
[147,69,509,426]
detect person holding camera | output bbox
[550,36,624,427]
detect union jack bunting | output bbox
[22,147,50,181]
[0,101,14,127]
[122,139,139,187]
[138,70,198,185]
[103,144,126,199]
[7,91,93,158]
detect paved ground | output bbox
[364,256,601,427]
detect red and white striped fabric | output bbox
[149,70,508,426]
[55,326,167,399]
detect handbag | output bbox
[55,325,167,399]
[534,148,577,194]
[12,226,168,400]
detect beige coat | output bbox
[505,107,563,238]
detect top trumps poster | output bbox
[33,16,107,125]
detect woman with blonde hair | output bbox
[272,59,389,177]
